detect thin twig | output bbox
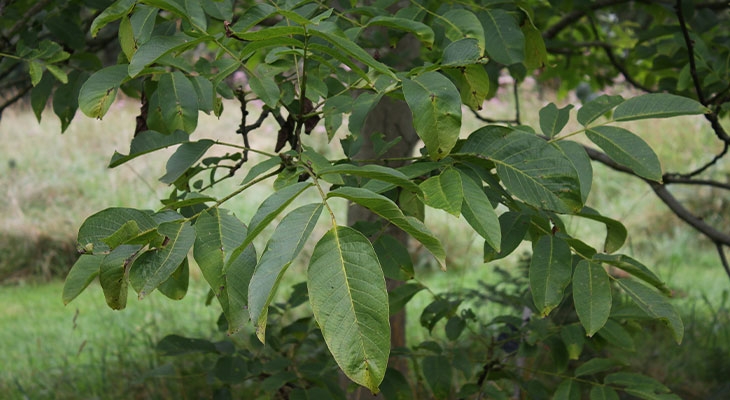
[676,0,706,104]
[716,243,730,281]
[663,174,730,191]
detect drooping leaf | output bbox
[459,171,500,251]
[365,16,434,48]
[63,254,103,305]
[129,221,195,299]
[440,9,485,54]
[461,126,583,213]
[77,208,157,254]
[31,73,54,122]
[374,235,415,281]
[593,253,669,295]
[249,204,323,342]
[328,187,446,269]
[539,103,573,138]
[307,226,390,392]
[445,63,490,110]
[422,355,453,399]
[480,9,524,65]
[616,279,684,343]
[99,244,141,310]
[613,93,709,121]
[561,324,585,360]
[159,140,214,184]
[235,181,312,253]
[553,141,592,204]
[576,207,627,253]
[110,130,187,167]
[577,94,624,126]
[402,72,462,160]
[604,372,672,397]
[388,283,424,316]
[586,126,662,182]
[484,211,530,262]
[157,71,199,133]
[596,319,635,351]
[157,258,189,300]
[419,167,463,216]
[529,235,572,316]
[193,208,257,334]
[573,260,611,336]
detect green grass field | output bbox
[1,88,729,398]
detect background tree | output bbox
[1,0,728,398]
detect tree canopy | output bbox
[1,0,729,398]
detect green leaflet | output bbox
[439,9,485,55]
[576,207,627,253]
[157,71,199,133]
[402,72,462,160]
[577,94,624,126]
[419,167,463,216]
[128,33,202,77]
[388,283,424,316]
[554,380,581,400]
[586,126,662,182]
[109,130,189,168]
[616,279,684,344]
[529,235,572,316]
[573,260,611,336]
[318,164,422,195]
[78,64,129,119]
[553,141,592,204]
[233,181,312,255]
[461,126,583,213]
[90,0,136,37]
[249,203,323,343]
[483,211,530,262]
[156,258,189,300]
[307,226,390,392]
[63,254,103,305]
[613,93,709,121]
[480,9,524,65]
[128,221,195,299]
[193,208,257,334]
[99,244,141,310]
[328,187,446,269]
[593,253,669,295]
[159,140,214,184]
[365,16,434,48]
[590,385,619,400]
[77,207,158,254]
[575,358,622,377]
[459,171,500,252]
[539,103,573,138]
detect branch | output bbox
[716,243,730,281]
[675,0,706,104]
[583,144,730,246]
[0,84,31,119]
[543,0,634,39]
[663,174,730,191]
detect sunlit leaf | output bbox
[308,226,390,392]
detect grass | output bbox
[0,280,220,399]
[1,84,730,398]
